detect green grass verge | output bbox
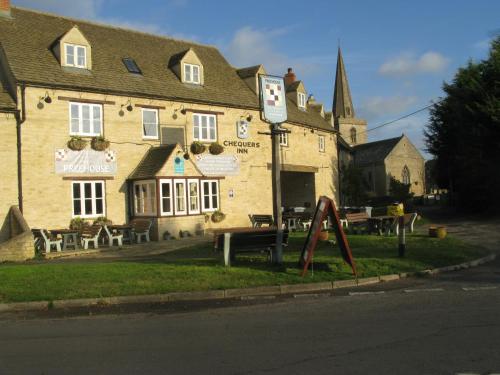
[0,232,488,303]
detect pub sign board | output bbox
[259,75,288,124]
[55,149,117,175]
[299,196,357,277]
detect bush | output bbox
[67,136,87,151]
[91,136,110,151]
[93,216,111,226]
[209,142,224,155]
[190,141,206,154]
[211,210,225,223]
[69,217,89,232]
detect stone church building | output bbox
[332,49,425,201]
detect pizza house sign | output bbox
[55,149,117,175]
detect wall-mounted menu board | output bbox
[299,196,356,277]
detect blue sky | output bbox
[13,0,500,158]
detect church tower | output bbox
[332,47,367,146]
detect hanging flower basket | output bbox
[67,136,87,151]
[190,141,206,155]
[91,136,110,151]
[209,142,224,155]
[211,210,226,223]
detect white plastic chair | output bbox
[104,225,123,248]
[387,213,418,236]
[81,225,102,250]
[40,229,62,252]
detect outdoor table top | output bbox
[369,215,397,221]
[212,226,278,235]
[108,224,133,229]
[49,229,80,234]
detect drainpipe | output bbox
[15,83,26,213]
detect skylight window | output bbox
[123,58,142,74]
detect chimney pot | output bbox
[284,67,296,86]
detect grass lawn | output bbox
[0,231,489,303]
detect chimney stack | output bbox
[0,0,11,17]
[284,67,296,86]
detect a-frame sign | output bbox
[299,196,357,277]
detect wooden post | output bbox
[223,232,232,266]
[398,215,405,257]
[271,123,284,265]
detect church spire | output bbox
[332,47,355,118]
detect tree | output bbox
[424,36,500,212]
[340,164,367,206]
[389,177,414,204]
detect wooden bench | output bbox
[213,227,289,266]
[345,212,370,234]
[249,214,274,228]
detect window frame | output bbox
[65,43,87,68]
[69,102,103,137]
[142,108,159,140]
[350,127,357,144]
[159,179,173,216]
[184,63,201,84]
[187,179,200,215]
[318,135,325,152]
[279,131,289,147]
[297,92,306,109]
[173,179,187,215]
[133,180,157,216]
[193,113,217,142]
[71,180,105,218]
[201,179,219,212]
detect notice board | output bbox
[299,196,356,277]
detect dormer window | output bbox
[65,43,86,68]
[298,92,306,109]
[184,63,200,84]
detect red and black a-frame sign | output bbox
[299,196,357,277]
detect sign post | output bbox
[259,75,288,265]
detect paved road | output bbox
[1,211,499,374]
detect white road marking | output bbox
[462,286,498,291]
[404,288,445,293]
[349,291,386,296]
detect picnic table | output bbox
[107,224,134,244]
[367,215,397,236]
[49,229,80,250]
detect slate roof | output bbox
[0,85,15,111]
[352,136,403,166]
[332,47,355,118]
[236,65,262,79]
[128,145,176,180]
[0,7,335,132]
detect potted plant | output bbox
[318,230,329,241]
[69,217,89,233]
[209,142,224,155]
[190,141,206,154]
[91,136,110,151]
[67,136,87,151]
[211,210,225,223]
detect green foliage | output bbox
[69,217,89,232]
[90,136,110,151]
[93,216,110,226]
[424,36,500,212]
[389,176,414,204]
[208,142,224,155]
[340,164,368,206]
[211,210,226,223]
[67,136,87,151]
[190,141,206,154]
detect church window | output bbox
[350,127,357,144]
[346,107,351,116]
[402,166,410,185]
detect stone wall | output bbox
[0,206,34,262]
[16,86,338,236]
[0,113,18,243]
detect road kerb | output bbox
[356,277,380,286]
[167,290,225,301]
[225,286,281,298]
[332,279,357,289]
[280,282,333,294]
[380,274,400,282]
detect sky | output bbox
[12,0,500,158]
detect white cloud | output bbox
[379,51,449,76]
[224,26,324,78]
[359,95,418,121]
[14,0,102,18]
